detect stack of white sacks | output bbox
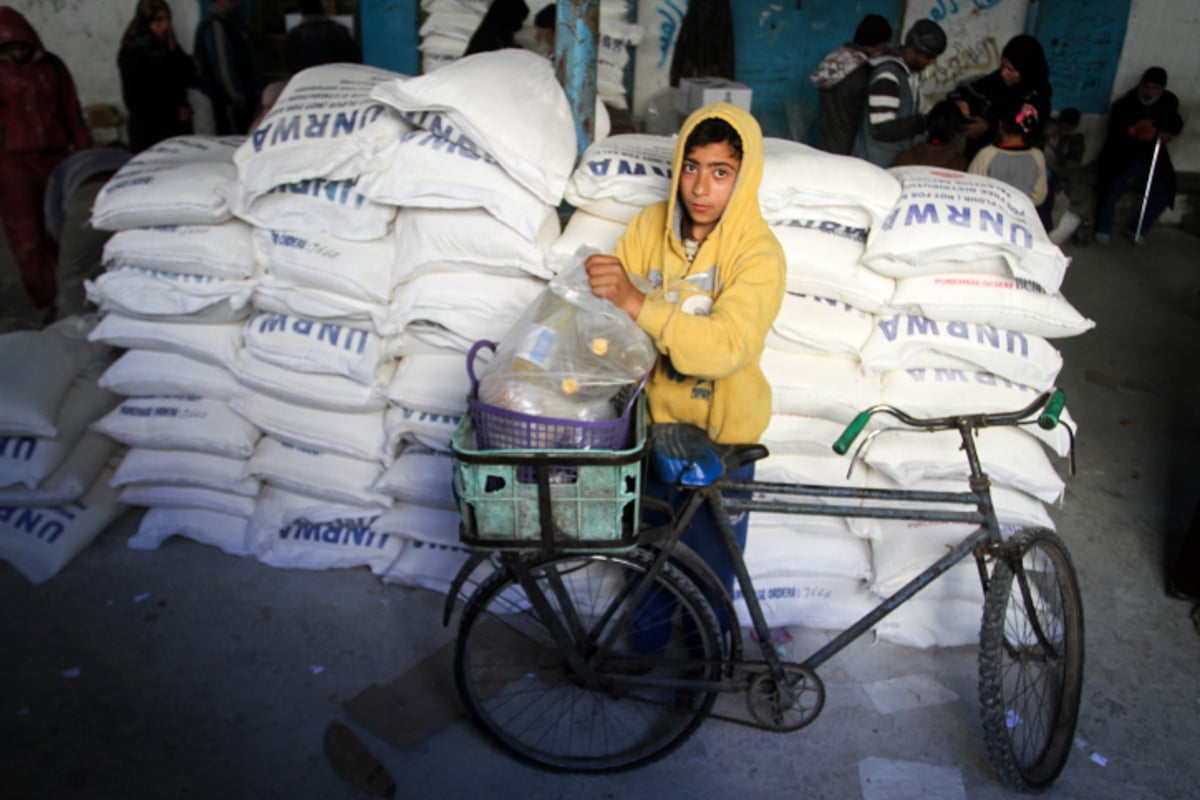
[82,53,599,591]
[560,140,1093,648]
[0,318,123,584]
[418,0,644,112]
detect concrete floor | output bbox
[2,226,1199,800]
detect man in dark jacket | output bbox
[0,7,92,323]
[285,0,361,75]
[810,14,892,155]
[1094,67,1184,243]
[852,19,946,168]
[464,0,528,56]
[193,0,261,135]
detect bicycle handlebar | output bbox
[832,389,1066,456]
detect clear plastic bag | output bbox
[476,249,657,421]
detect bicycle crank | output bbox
[744,664,825,732]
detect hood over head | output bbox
[0,7,43,50]
[666,101,766,247]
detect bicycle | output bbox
[443,388,1084,793]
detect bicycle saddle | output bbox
[650,423,769,487]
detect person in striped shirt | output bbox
[852,19,946,168]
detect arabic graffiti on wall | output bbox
[921,35,1003,100]
[929,0,1009,21]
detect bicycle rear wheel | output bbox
[454,548,722,772]
[979,528,1085,792]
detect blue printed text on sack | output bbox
[254,312,370,354]
[0,501,86,545]
[250,104,388,152]
[277,520,391,549]
[881,202,1035,249]
[876,315,1029,358]
[0,437,38,462]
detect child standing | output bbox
[968,98,1049,222]
[585,103,786,646]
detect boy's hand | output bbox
[585,254,645,320]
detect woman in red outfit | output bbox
[0,7,92,322]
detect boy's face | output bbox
[678,141,740,241]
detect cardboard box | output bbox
[679,77,753,114]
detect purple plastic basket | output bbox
[465,340,646,480]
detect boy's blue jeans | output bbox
[629,462,755,654]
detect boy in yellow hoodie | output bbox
[586,102,786,637]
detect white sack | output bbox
[0,316,108,438]
[229,178,397,242]
[93,396,261,458]
[0,431,121,507]
[245,436,392,507]
[384,404,461,453]
[863,426,1065,503]
[118,484,257,517]
[98,349,242,400]
[231,351,390,413]
[370,49,577,205]
[563,133,673,221]
[771,291,874,356]
[861,314,1062,391]
[759,139,900,226]
[0,376,115,490]
[547,211,628,261]
[232,393,391,464]
[109,447,259,496]
[760,349,881,423]
[255,515,402,575]
[91,135,242,230]
[235,63,413,194]
[733,574,876,631]
[372,445,456,509]
[0,458,125,584]
[358,129,557,242]
[85,266,255,322]
[243,310,390,385]
[386,352,471,415]
[393,206,558,282]
[885,273,1094,339]
[127,506,252,556]
[87,313,243,367]
[252,227,398,305]
[866,167,1069,293]
[102,221,257,279]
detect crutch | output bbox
[1134,136,1163,244]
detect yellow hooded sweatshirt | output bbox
[614,102,786,444]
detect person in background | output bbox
[893,99,967,170]
[118,0,197,153]
[967,96,1048,212]
[1045,107,1085,187]
[852,19,947,168]
[193,0,262,135]
[464,0,529,57]
[952,34,1052,163]
[533,3,555,58]
[1093,67,1183,244]
[585,103,786,645]
[810,13,893,155]
[285,0,360,75]
[0,7,92,325]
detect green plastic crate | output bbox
[450,399,647,552]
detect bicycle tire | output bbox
[454,548,722,772]
[979,528,1085,792]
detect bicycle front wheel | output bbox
[454,548,723,772]
[979,528,1085,792]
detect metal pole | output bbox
[1135,136,1163,244]
[554,0,599,159]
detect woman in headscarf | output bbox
[118,0,197,153]
[951,34,1052,162]
[0,7,91,322]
